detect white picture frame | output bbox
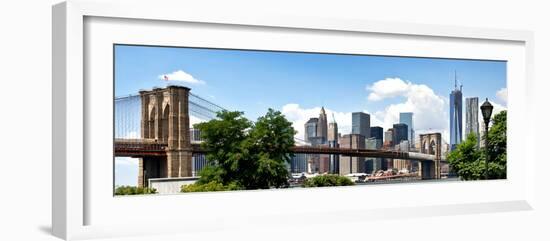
[53,0,535,240]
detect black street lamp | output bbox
[480,98,493,180]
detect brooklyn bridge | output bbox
[114,86,443,187]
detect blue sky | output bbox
[115,45,506,117]
[114,44,507,186]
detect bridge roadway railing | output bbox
[290,146,439,161]
[114,138,167,156]
[114,139,442,162]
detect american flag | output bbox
[163,75,169,81]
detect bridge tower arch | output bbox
[419,133,441,179]
[161,103,170,142]
[138,86,193,187]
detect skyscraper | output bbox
[365,137,384,173]
[370,126,383,140]
[290,153,309,173]
[304,117,318,142]
[339,134,366,175]
[392,123,408,147]
[318,152,331,174]
[394,140,411,171]
[317,107,328,141]
[327,114,340,174]
[352,112,370,138]
[465,97,479,146]
[368,126,384,172]
[399,112,414,147]
[328,139,340,174]
[328,122,338,141]
[384,128,394,147]
[450,74,463,150]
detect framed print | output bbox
[52,0,535,240]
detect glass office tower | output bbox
[351,112,370,139]
[450,82,463,150]
[392,123,408,146]
[465,97,479,146]
[304,117,319,142]
[399,112,414,148]
[370,126,383,140]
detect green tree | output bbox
[447,132,484,180]
[447,110,507,180]
[186,108,296,192]
[486,110,507,179]
[193,110,252,186]
[241,108,296,189]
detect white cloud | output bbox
[280,77,502,148]
[282,104,349,140]
[480,99,506,124]
[491,100,507,115]
[475,99,506,140]
[281,104,383,141]
[367,78,448,143]
[366,77,411,101]
[280,76,446,144]
[496,87,507,106]
[282,104,330,140]
[158,70,205,85]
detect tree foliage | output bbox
[486,110,507,179]
[447,110,507,180]
[186,108,296,192]
[302,174,355,187]
[114,186,157,195]
[447,133,484,180]
[194,110,252,186]
[181,181,242,193]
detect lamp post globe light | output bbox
[480,98,494,180]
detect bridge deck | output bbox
[114,139,443,161]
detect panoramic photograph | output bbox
[113,44,507,195]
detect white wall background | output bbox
[0,0,548,240]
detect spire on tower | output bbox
[454,70,457,90]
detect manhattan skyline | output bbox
[115,45,507,143]
[114,44,507,186]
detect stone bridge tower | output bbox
[419,133,441,179]
[138,86,192,187]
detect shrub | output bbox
[302,174,354,187]
[181,181,243,193]
[114,185,157,195]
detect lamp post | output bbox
[480,98,493,180]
